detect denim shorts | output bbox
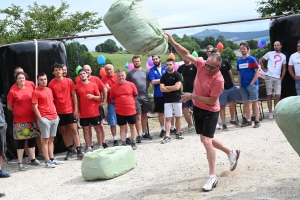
[107,104,117,126]
[219,86,241,106]
[239,85,259,101]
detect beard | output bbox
[154,62,160,67]
[134,65,140,68]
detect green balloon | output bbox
[76,65,82,75]
[192,51,198,57]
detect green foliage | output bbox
[220,47,237,65]
[95,39,119,53]
[256,0,300,17]
[246,39,259,50]
[250,43,271,60]
[0,1,102,45]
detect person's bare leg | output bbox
[158,112,164,127]
[88,125,93,147]
[165,118,172,136]
[243,101,251,121]
[128,124,137,142]
[267,95,273,113]
[24,140,29,156]
[200,135,216,176]
[36,136,43,155]
[119,125,126,144]
[93,125,103,146]
[141,113,148,134]
[58,126,71,147]
[253,101,260,121]
[175,116,181,133]
[110,125,116,137]
[219,105,226,124]
[42,138,49,161]
[275,94,280,108]
[48,137,55,159]
[183,107,193,127]
[17,149,24,164]
[212,138,231,155]
[135,114,142,135]
[100,120,106,144]
[82,126,91,148]
[28,147,36,160]
[229,102,236,121]
[67,123,80,147]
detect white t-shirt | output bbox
[157,67,162,76]
[288,52,300,76]
[263,51,286,78]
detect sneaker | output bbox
[64,151,73,160]
[269,113,273,119]
[242,117,247,124]
[216,123,221,130]
[85,147,92,153]
[202,176,218,192]
[0,193,5,197]
[30,159,41,165]
[136,135,142,143]
[51,159,64,165]
[170,128,176,135]
[131,143,137,150]
[25,156,31,164]
[98,146,104,150]
[240,121,252,127]
[113,140,119,146]
[159,130,166,137]
[103,143,108,148]
[251,115,255,121]
[253,121,260,128]
[161,136,171,144]
[18,163,25,171]
[188,126,195,132]
[0,169,10,178]
[71,146,77,154]
[45,160,55,168]
[175,132,184,139]
[142,133,152,140]
[77,152,84,159]
[222,124,228,131]
[230,120,238,126]
[229,150,240,171]
[126,138,132,145]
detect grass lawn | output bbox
[90,52,180,70]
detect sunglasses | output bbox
[205,63,218,70]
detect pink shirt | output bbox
[193,58,224,112]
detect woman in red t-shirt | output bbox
[7,72,40,171]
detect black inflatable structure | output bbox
[269,14,300,98]
[0,40,68,157]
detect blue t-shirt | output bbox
[148,65,167,97]
[236,56,259,87]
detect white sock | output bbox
[113,135,118,140]
[171,126,175,130]
[161,126,165,131]
[126,133,129,138]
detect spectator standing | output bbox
[0,101,10,177]
[288,40,300,95]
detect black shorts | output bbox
[116,114,136,126]
[193,106,219,138]
[154,97,164,113]
[80,116,101,127]
[136,97,151,115]
[0,127,6,156]
[99,107,105,121]
[58,113,77,126]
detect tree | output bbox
[220,48,237,65]
[256,0,300,17]
[95,44,102,52]
[95,39,119,53]
[250,43,271,60]
[246,39,259,50]
[202,36,217,49]
[0,1,102,44]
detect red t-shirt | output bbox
[11,80,35,90]
[32,87,58,120]
[109,81,138,116]
[75,81,100,118]
[48,78,75,114]
[89,76,105,91]
[7,86,36,123]
[102,74,118,104]
[193,58,224,112]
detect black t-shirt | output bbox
[160,71,182,103]
[219,59,234,89]
[177,63,197,92]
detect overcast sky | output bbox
[1,0,270,51]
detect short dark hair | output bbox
[37,72,46,79]
[78,68,87,74]
[211,48,219,54]
[52,63,63,72]
[132,55,140,61]
[166,58,174,63]
[15,72,26,81]
[240,42,250,50]
[152,55,160,59]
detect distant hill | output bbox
[190,29,269,42]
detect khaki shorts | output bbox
[265,75,281,95]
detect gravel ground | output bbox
[1,118,300,200]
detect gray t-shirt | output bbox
[126,68,149,99]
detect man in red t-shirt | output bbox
[32,73,62,168]
[48,64,83,160]
[165,31,240,192]
[82,65,108,148]
[76,69,103,151]
[110,70,138,150]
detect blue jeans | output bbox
[240,85,259,101]
[295,79,300,96]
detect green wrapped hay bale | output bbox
[274,96,300,156]
[104,0,168,55]
[81,146,135,180]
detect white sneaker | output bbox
[188,126,195,132]
[202,176,218,191]
[228,150,240,171]
[269,112,273,119]
[216,123,221,130]
[45,160,55,168]
[98,146,104,150]
[51,158,64,165]
[25,156,31,164]
[85,147,93,153]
